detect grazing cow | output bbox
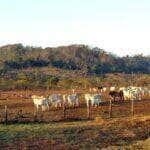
[122,87,142,100]
[142,87,150,96]
[137,87,150,97]
[109,91,124,101]
[85,94,102,107]
[63,94,79,107]
[48,94,62,108]
[130,86,142,100]
[31,95,50,111]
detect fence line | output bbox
[0,99,150,123]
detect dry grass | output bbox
[0,114,149,149]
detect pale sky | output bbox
[0,0,150,56]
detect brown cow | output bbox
[109,91,124,101]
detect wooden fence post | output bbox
[63,104,66,119]
[109,99,112,118]
[4,105,8,124]
[34,107,37,121]
[87,101,91,119]
[131,99,134,116]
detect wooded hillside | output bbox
[0,44,149,74]
[0,44,149,90]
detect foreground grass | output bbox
[0,116,150,149]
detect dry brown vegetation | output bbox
[0,113,149,149]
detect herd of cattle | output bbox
[31,86,150,111]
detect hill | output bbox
[0,43,149,74]
[0,44,149,90]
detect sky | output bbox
[0,0,150,56]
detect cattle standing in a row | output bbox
[100,86,149,100]
[120,86,142,100]
[32,93,80,111]
[31,86,149,111]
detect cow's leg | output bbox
[73,103,75,109]
[36,105,39,112]
[56,103,59,109]
[110,96,113,102]
[60,102,62,108]
[120,96,122,101]
[96,103,98,108]
[34,105,38,115]
[47,104,49,111]
[113,96,115,102]
[76,100,79,107]
[122,93,125,101]
[41,105,44,111]
[75,101,78,107]
[86,100,89,108]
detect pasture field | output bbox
[0,90,149,149]
[0,115,150,149]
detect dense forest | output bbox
[0,44,149,90]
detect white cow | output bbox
[93,88,98,92]
[122,87,142,100]
[102,87,107,92]
[139,87,150,97]
[63,94,79,107]
[119,87,126,91]
[31,95,50,111]
[48,94,62,108]
[110,87,115,91]
[85,94,102,107]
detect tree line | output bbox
[0,44,149,90]
[0,43,149,74]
